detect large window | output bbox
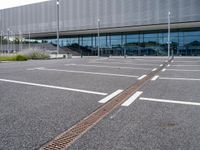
[126,34,139,46]
[37,28,200,56]
[111,35,121,47]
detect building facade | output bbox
[0,0,200,56]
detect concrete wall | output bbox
[0,0,200,37]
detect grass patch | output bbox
[21,49,50,60]
[0,49,50,61]
[0,54,28,61]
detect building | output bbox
[0,0,200,56]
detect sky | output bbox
[0,0,51,10]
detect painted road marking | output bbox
[27,67,44,71]
[0,78,107,96]
[173,65,200,67]
[175,60,200,63]
[138,75,147,80]
[65,64,77,66]
[162,68,166,72]
[110,108,123,119]
[152,68,157,71]
[167,64,170,67]
[167,69,200,72]
[90,62,159,66]
[151,75,159,81]
[64,64,151,71]
[140,97,200,106]
[99,89,123,103]
[121,91,143,106]
[160,77,200,81]
[160,64,163,67]
[29,68,139,78]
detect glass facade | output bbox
[43,28,200,56]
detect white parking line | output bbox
[173,65,200,67]
[0,78,107,96]
[90,62,159,66]
[27,67,44,71]
[121,91,143,106]
[160,64,163,67]
[162,68,166,72]
[151,75,159,81]
[64,64,151,71]
[98,89,123,103]
[167,69,200,72]
[137,75,147,80]
[152,68,157,71]
[140,97,200,106]
[30,68,139,78]
[160,77,200,81]
[167,64,170,67]
[175,60,200,63]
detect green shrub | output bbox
[0,55,16,61]
[15,54,28,61]
[0,54,28,61]
[21,49,50,60]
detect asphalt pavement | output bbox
[0,56,200,150]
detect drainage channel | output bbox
[40,59,172,150]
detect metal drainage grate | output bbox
[40,59,172,150]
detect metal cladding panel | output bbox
[0,0,200,36]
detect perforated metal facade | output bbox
[0,0,200,37]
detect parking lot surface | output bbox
[0,57,200,150]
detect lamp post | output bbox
[97,18,100,57]
[0,31,3,52]
[56,0,60,55]
[168,11,171,59]
[29,32,31,50]
[18,31,21,51]
[7,28,10,53]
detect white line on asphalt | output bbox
[162,68,166,72]
[65,64,151,71]
[160,64,163,67]
[172,60,174,63]
[90,62,159,66]
[167,64,170,67]
[27,67,44,71]
[151,75,159,81]
[167,69,200,72]
[32,68,139,78]
[110,108,123,119]
[152,68,157,71]
[98,89,123,103]
[140,97,200,106]
[0,78,108,96]
[65,64,77,66]
[160,77,200,81]
[137,75,147,80]
[121,91,143,106]
[175,60,200,63]
[97,58,108,61]
[173,65,200,67]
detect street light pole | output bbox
[0,31,3,52]
[7,28,10,53]
[18,31,21,52]
[12,31,16,52]
[56,0,60,55]
[168,11,171,59]
[29,32,30,50]
[97,18,100,57]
